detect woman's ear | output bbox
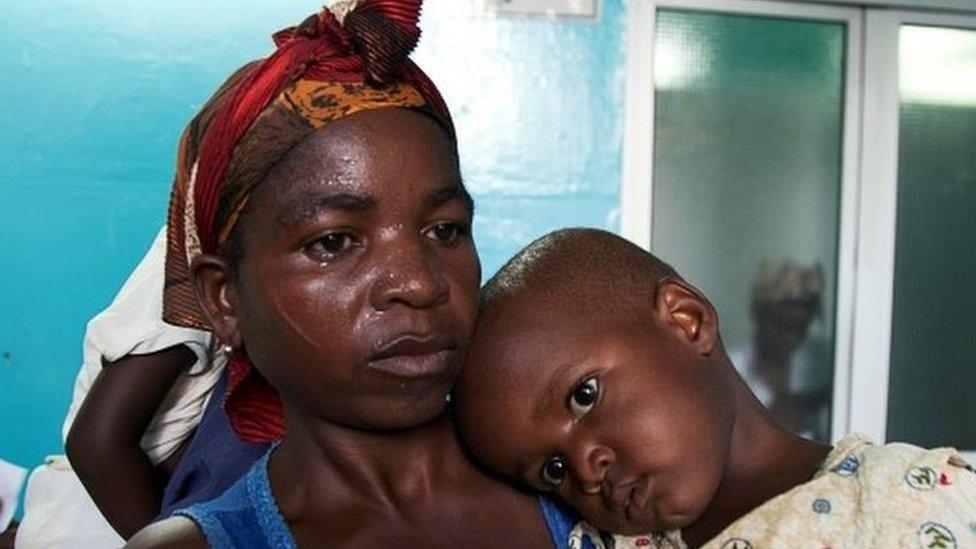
[190,254,243,350]
[654,277,718,356]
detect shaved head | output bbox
[480,228,680,324]
[455,228,739,534]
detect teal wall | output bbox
[0,0,625,476]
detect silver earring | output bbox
[221,344,234,355]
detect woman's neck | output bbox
[269,409,470,515]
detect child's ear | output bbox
[191,254,243,350]
[654,278,718,356]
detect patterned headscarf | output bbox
[162,0,454,442]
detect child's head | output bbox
[455,229,737,535]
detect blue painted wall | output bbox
[0,0,625,475]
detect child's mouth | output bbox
[625,480,653,520]
[607,477,656,528]
[605,477,647,510]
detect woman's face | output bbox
[226,108,479,430]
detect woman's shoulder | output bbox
[125,516,207,549]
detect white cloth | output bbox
[17,227,222,548]
[61,226,221,465]
[15,456,123,549]
[0,458,27,531]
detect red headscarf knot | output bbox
[345,0,423,84]
[193,0,429,254]
[273,1,424,85]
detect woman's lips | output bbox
[367,334,457,379]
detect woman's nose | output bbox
[368,239,448,310]
[573,445,615,495]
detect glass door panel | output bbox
[886,25,976,448]
[651,9,847,442]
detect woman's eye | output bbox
[569,377,599,417]
[541,456,568,488]
[424,222,464,243]
[307,232,355,258]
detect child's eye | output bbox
[423,222,466,243]
[541,456,568,488]
[568,377,599,417]
[306,231,357,259]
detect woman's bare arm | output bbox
[66,345,196,539]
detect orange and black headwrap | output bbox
[162,0,454,443]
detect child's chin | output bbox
[586,511,663,537]
[610,521,662,537]
[590,504,696,536]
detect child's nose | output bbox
[574,445,615,495]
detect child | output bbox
[455,228,976,549]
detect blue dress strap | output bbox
[539,494,597,549]
[175,448,295,549]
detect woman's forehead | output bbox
[255,109,461,206]
[275,110,455,179]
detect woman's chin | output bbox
[362,392,453,431]
[385,398,450,429]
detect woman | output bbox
[129,1,584,546]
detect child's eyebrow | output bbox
[533,361,580,420]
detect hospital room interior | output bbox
[1,0,974,546]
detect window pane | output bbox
[887,25,976,449]
[651,10,846,442]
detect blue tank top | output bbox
[176,448,593,548]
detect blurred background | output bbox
[1,0,974,517]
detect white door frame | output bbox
[788,0,976,12]
[621,0,864,441]
[850,9,976,457]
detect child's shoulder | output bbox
[699,434,976,548]
[830,433,974,494]
[841,435,976,547]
